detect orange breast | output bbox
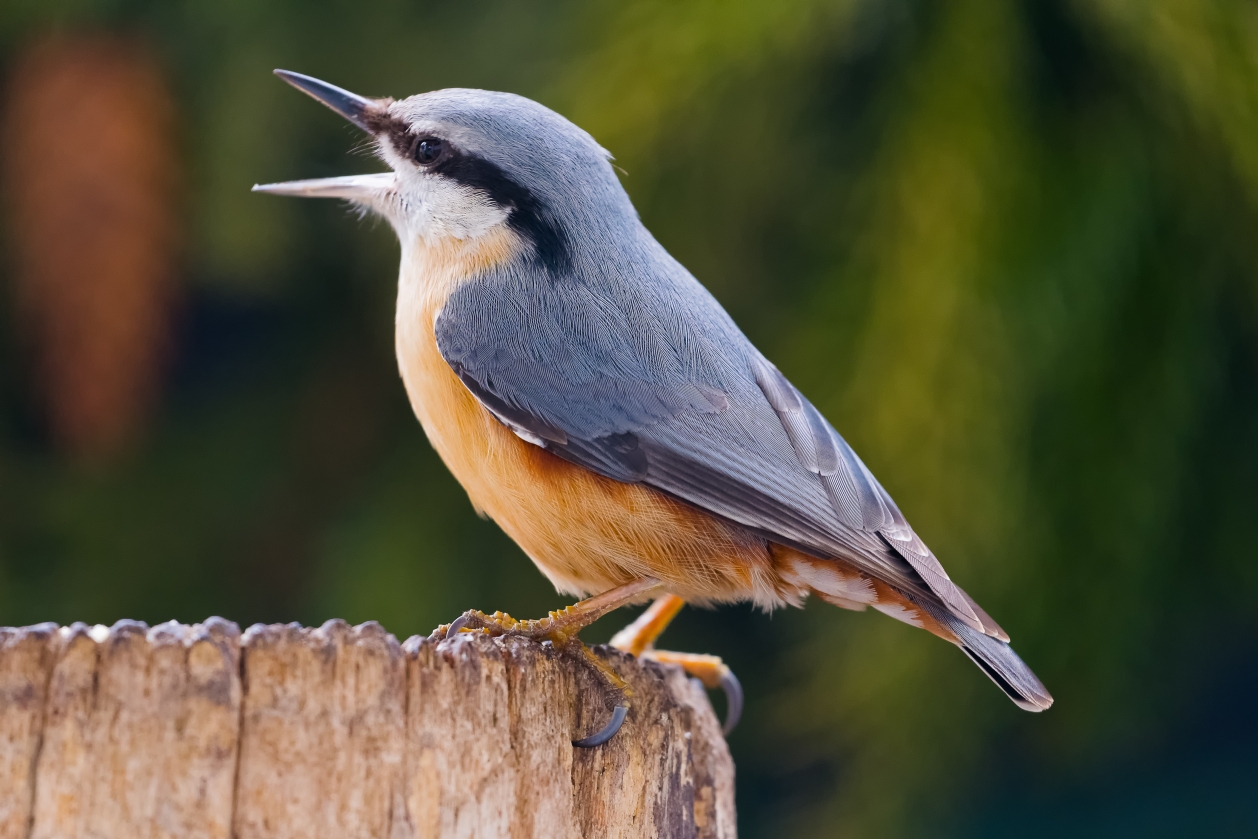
[393,232,777,606]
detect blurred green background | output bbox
[2,1,1256,836]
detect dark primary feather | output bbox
[434,233,1006,640]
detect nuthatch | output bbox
[255,70,1052,747]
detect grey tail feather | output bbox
[956,621,1053,712]
[922,600,1054,712]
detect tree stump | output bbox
[0,619,736,839]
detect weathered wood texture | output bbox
[0,619,735,839]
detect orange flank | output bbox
[394,229,779,607]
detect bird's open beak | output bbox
[252,172,395,199]
[252,70,393,201]
[272,69,373,132]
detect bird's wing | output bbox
[435,266,1003,638]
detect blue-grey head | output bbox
[254,71,635,273]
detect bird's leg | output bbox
[608,594,686,655]
[641,650,743,735]
[609,594,743,735]
[434,577,662,747]
[569,644,632,747]
[437,576,662,644]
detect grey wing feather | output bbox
[435,259,1003,639]
[750,356,1002,637]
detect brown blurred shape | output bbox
[2,35,179,461]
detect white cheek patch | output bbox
[370,128,512,246]
[399,176,510,242]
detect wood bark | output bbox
[0,619,735,839]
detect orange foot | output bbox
[609,595,742,735]
[435,577,661,747]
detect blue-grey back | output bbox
[428,91,990,633]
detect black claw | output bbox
[446,614,470,638]
[719,670,743,736]
[573,703,628,748]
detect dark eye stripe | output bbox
[362,108,411,153]
[432,150,570,275]
[365,110,570,274]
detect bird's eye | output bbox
[412,137,444,165]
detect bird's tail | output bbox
[917,598,1053,711]
[951,617,1053,711]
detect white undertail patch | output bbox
[778,554,877,611]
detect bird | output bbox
[254,70,1053,747]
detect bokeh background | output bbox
[2,1,1256,835]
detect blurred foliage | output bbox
[2,1,1257,836]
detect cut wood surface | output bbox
[0,619,735,839]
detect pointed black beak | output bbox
[274,70,374,132]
